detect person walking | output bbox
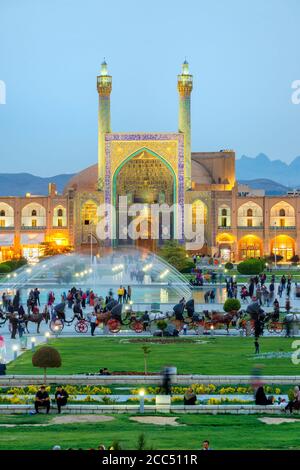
[254,339,260,354]
[9,313,18,340]
[90,312,97,336]
[127,285,132,303]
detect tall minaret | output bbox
[97,60,112,190]
[177,60,193,190]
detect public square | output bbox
[1,0,300,457]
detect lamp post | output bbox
[274,221,277,269]
[90,220,94,268]
[44,332,50,344]
[12,344,18,361]
[31,337,36,351]
[139,389,145,413]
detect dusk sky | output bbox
[0,0,300,176]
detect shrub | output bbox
[32,346,62,384]
[156,320,168,331]
[237,259,265,275]
[290,255,299,264]
[223,298,241,313]
[0,264,11,274]
[224,262,234,270]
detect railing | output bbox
[52,225,68,229]
[269,226,296,230]
[237,226,263,229]
[21,226,47,230]
[0,226,14,230]
[218,225,232,229]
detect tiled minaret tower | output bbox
[177,60,193,190]
[97,60,112,190]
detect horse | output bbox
[24,313,44,334]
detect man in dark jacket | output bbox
[55,386,69,414]
[35,386,50,414]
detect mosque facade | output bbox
[0,61,300,263]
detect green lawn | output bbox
[0,413,299,450]
[7,336,300,376]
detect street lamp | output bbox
[44,332,50,343]
[12,344,18,360]
[139,389,145,413]
[274,221,277,269]
[31,337,36,351]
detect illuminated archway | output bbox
[216,233,235,262]
[218,205,231,228]
[238,235,262,260]
[191,199,208,226]
[53,205,67,227]
[238,202,263,227]
[0,202,14,228]
[81,200,98,226]
[270,201,295,227]
[113,148,176,248]
[21,203,46,228]
[271,235,295,262]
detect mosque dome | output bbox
[191,159,213,184]
[64,163,98,193]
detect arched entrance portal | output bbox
[113,149,176,250]
[271,235,295,262]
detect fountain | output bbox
[0,249,192,305]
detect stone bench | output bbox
[0,404,296,415]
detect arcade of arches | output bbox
[216,234,296,262]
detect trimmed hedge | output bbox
[237,259,265,275]
[0,264,11,274]
[0,258,27,274]
[223,298,241,313]
[224,262,234,270]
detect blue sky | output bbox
[0,0,299,176]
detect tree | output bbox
[158,241,194,272]
[32,346,62,384]
[141,346,151,375]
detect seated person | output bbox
[255,386,274,405]
[35,385,50,414]
[184,388,197,405]
[55,386,69,414]
[99,368,111,375]
[285,386,300,413]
